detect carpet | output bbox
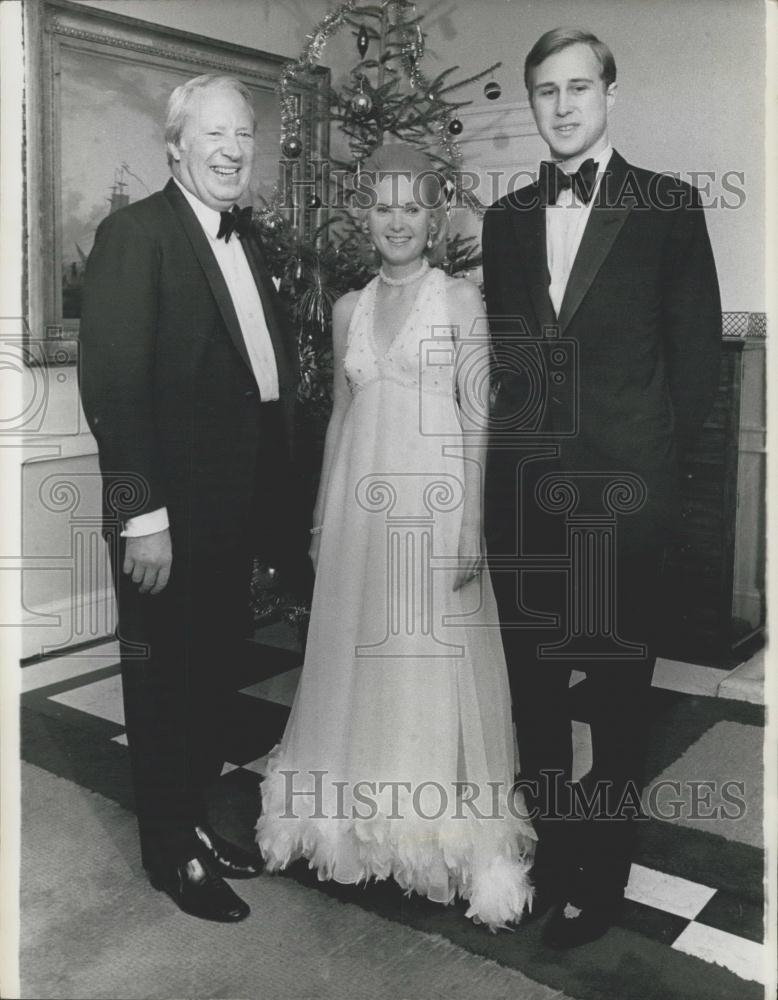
[19,639,767,999]
[20,763,571,1000]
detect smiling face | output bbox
[168,83,255,210]
[366,174,431,273]
[529,42,616,167]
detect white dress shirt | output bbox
[545,145,613,317]
[123,179,279,537]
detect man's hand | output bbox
[123,529,172,595]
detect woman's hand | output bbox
[453,523,484,591]
[308,531,321,574]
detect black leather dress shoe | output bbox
[194,823,264,879]
[542,897,622,948]
[149,857,250,922]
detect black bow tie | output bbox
[539,158,598,206]
[217,205,254,242]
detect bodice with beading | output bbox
[344,268,456,398]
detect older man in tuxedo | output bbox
[483,30,721,947]
[80,74,302,922]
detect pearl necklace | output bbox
[378,259,429,286]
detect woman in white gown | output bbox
[256,144,535,930]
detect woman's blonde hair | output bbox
[353,143,449,263]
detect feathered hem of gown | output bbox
[255,749,537,932]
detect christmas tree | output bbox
[251,0,502,625]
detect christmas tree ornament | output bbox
[448,118,463,135]
[356,24,369,57]
[281,134,303,158]
[484,80,502,100]
[350,90,373,118]
[306,193,322,210]
[279,2,501,181]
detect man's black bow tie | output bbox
[539,157,598,206]
[217,205,254,242]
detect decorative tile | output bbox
[673,921,767,984]
[49,674,125,725]
[241,667,302,708]
[625,863,716,920]
[242,754,270,776]
[571,720,591,782]
[694,888,764,944]
[23,643,121,693]
[652,658,730,698]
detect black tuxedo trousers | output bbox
[488,536,662,903]
[113,401,291,868]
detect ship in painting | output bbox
[62,165,134,319]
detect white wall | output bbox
[71,0,331,59]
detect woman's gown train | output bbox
[256,267,536,929]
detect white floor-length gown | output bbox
[256,267,536,929]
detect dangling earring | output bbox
[427,225,437,250]
[360,220,379,265]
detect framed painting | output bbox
[26,0,329,363]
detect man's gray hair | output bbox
[165,74,255,164]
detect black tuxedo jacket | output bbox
[482,150,721,552]
[79,178,298,563]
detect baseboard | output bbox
[20,586,116,660]
[732,588,764,629]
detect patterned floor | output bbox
[20,629,767,998]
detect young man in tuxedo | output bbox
[80,75,304,922]
[482,29,721,947]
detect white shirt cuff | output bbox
[121,507,170,537]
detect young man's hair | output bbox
[524,28,617,94]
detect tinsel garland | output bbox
[278,0,359,147]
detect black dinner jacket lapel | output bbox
[556,149,632,333]
[163,179,297,398]
[509,188,556,334]
[163,179,257,376]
